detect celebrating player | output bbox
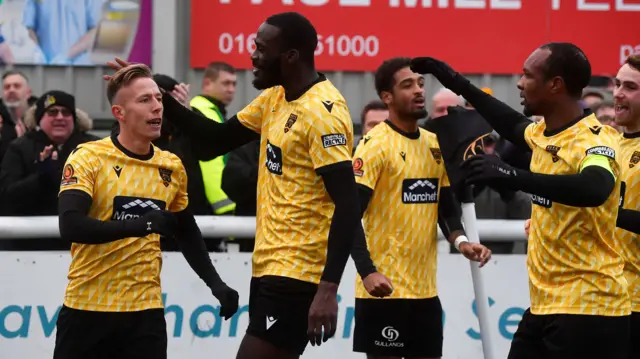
[106,12,360,359]
[411,43,630,359]
[613,55,640,359]
[54,64,239,359]
[350,57,491,359]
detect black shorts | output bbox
[353,296,443,358]
[53,305,167,359]
[508,308,630,359]
[630,312,640,359]
[246,275,318,355]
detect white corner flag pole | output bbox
[461,198,496,359]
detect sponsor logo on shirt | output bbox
[586,146,615,160]
[531,195,552,208]
[322,134,347,148]
[266,140,283,176]
[402,178,439,204]
[111,196,167,221]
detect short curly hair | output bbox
[374,57,412,98]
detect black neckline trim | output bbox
[284,73,327,102]
[110,134,154,160]
[543,109,593,137]
[624,131,640,139]
[384,120,420,139]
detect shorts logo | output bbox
[266,141,283,176]
[60,164,78,186]
[284,114,297,133]
[266,316,277,330]
[586,146,615,160]
[630,151,640,168]
[158,168,173,187]
[430,147,442,164]
[111,196,167,221]
[402,178,438,204]
[353,158,364,177]
[322,134,347,148]
[545,145,561,163]
[531,194,552,208]
[375,326,404,348]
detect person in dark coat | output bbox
[0,90,99,216]
[221,140,260,252]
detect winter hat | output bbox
[35,90,76,125]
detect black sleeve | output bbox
[350,184,377,278]
[511,166,615,207]
[162,94,260,160]
[58,190,147,244]
[221,143,259,205]
[617,209,640,235]
[449,79,532,151]
[439,186,464,241]
[174,210,225,290]
[319,163,361,284]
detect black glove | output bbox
[211,282,239,320]
[38,157,63,187]
[135,210,178,237]
[410,57,470,94]
[461,155,519,188]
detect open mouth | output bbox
[413,98,425,107]
[615,104,628,116]
[147,118,162,127]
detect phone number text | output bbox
[218,33,380,58]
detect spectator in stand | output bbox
[430,87,464,119]
[0,70,38,161]
[361,100,388,136]
[581,87,610,108]
[353,100,388,151]
[0,90,98,216]
[593,100,621,132]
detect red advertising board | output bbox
[191,1,640,75]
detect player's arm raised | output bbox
[461,144,617,208]
[103,58,259,161]
[350,139,394,298]
[58,147,177,244]
[306,102,361,346]
[410,57,532,151]
[170,163,239,320]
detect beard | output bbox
[252,59,282,90]
[523,104,534,117]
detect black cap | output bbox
[35,90,76,125]
[153,74,180,92]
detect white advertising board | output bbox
[0,252,530,358]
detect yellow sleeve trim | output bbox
[580,155,615,179]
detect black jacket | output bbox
[221,140,259,217]
[0,96,38,161]
[0,110,99,216]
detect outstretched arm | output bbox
[411,57,532,151]
[162,95,259,160]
